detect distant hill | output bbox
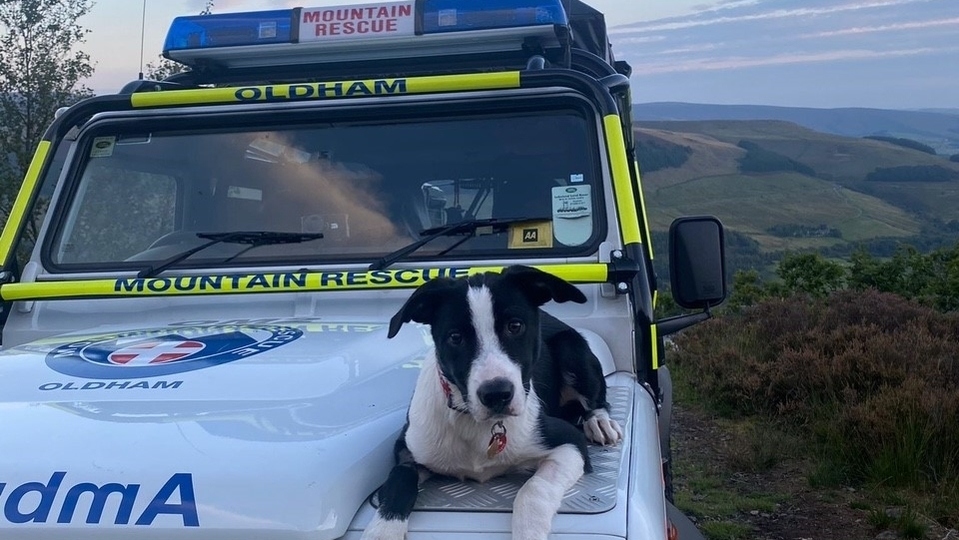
[917,108,959,116]
[633,102,959,155]
[635,119,959,276]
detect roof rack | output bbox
[152,0,626,86]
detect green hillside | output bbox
[634,103,959,155]
[636,120,959,273]
[646,173,919,252]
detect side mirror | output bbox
[668,216,727,310]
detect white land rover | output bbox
[0,1,726,539]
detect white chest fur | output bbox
[405,355,547,482]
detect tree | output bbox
[726,269,768,311]
[775,252,845,298]
[143,1,213,81]
[0,0,95,228]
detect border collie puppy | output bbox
[362,265,622,540]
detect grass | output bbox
[867,508,895,529]
[726,423,792,473]
[807,459,847,489]
[675,463,785,518]
[669,392,791,540]
[897,507,928,539]
[699,521,753,540]
[867,506,929,538]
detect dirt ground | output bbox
[670,403,957,540]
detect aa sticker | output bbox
[508,220,553,249]
[552,185,593,246]
[90,136,116,158]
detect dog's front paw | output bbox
[361,514,409,540]
[584,410,623,445]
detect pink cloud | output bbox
[611,0,935,34]
[801,17,959,38]
[628,46,954,74]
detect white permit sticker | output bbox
[259,21,278,39]
[227,186,263,202]
[437,9,457,26]
[90,136,116,158]
[551,185,593,246]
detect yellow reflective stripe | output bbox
[404,71,520,93]
[466,263,607,283]
[633,160,654,260]
[130,72,521,108]
[603,116,642,245]
[0,263,608,302]
[0,141,50,265]
[651,323,660,370]
[132,86,253,107]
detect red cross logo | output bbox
[108,340,205,366]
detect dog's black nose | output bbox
[477,378,514,413]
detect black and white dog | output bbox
[362,265,622,540]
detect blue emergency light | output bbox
[162,0,568,69]
[163,9,294,51]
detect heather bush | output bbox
[671,289,959,519]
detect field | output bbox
[636,120,959,262]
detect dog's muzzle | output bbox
[477,377,515,416]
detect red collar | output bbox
[437,364,469,414]
[436,364,507,458]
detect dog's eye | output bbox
[447,331,463,346]
[506,320,525,335]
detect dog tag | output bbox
[487,421,507,459]
[487,432,507,459]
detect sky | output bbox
[80,0,958,110]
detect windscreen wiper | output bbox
[137,231,324,279]
[369,217,549,271]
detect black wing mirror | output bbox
[669,216,727,310]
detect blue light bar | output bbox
[162,1,570,70]
[163,9,294,52]
[420,0,567,34]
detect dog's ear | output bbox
[388,278,458,338]
[500,265,587,306]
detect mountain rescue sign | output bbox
[300,1,415,40]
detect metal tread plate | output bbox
[413,384,632,514]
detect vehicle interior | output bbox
[47,105,604,271]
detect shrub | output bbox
[636,137,692,173]
[863,135,937,155]
[775,252,845,298]
[848,244,959,312]
[670,289,959,514]
[866,165,959,182]
[736,140,816,176]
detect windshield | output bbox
[47,104,603,271]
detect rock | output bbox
[874,530,898,540]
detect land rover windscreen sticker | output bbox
[552,185,592,245]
